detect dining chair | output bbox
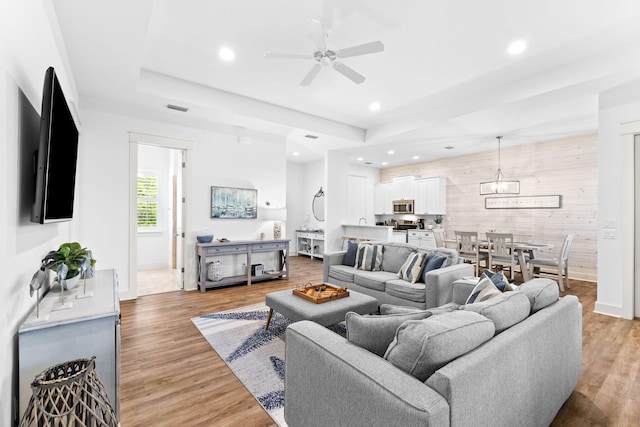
[528,234,576,291]
[433,229,446,248]
[486,232,525,282]
[455,231,488,276]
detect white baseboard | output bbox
[594,301,622,318]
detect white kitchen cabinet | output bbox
[414,177,446,215]
[392,176,415,200]
[408,230,437,249]
[374,183,393,214]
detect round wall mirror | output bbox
[312,187,325,221]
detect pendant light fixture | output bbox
[480,136,520,195]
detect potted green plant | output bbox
[41,242,96,289]
[433,215,443,228]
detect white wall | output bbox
[2,1,78,424]
[76,108,287,294]
[597,78,640,318]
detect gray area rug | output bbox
[191,303,346,426]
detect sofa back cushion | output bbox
[463,292,531,334]
[355,243,383,271]
[381,243,417,273]
[384,311,495,381]
[345,310,433,357]
[517,278,559,313]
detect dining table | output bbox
[442,238,553,282]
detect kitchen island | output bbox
[342,224,407,243]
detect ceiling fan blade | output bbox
[301,63,323,86]
[332,62,365,84]
[264,53,312,59]
[336,41,384,58]
[306,18,328,51]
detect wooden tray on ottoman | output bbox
[292,284,349,304]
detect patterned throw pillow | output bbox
[397,252,427,283]
[481,270,512,291]
[465,277,503,304]
[355,243,383,271]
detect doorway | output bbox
[127,132,192,300]
[136,144,184,296]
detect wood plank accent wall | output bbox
[380,133,598,282]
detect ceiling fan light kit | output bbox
[265,18,384,86]
[480,136,520,195]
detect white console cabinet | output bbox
[296,231,325,259]
[18,269,120,422]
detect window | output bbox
[137,174,158,228]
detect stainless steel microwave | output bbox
[392,200,414,214]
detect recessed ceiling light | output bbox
[357,157,364,161]
[387,150,395,155]
[219,46,236,61]
[369,102,381,111]
[382,161,388,166]
[293,152,299,156]
[412,155,420,160]
[507,40,527,55]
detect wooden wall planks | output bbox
[380,133,598,281]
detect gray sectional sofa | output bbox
[323,242,473,309]
[284,278,583,427]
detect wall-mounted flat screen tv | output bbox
[31,67,79,223]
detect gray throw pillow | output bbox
[517,278,559,313]
[463,291,531,333]
[384,311,495,381]
[341,241,358,267]
[345,310,433,357]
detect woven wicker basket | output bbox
[20,357,117,427]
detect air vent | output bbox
[365,162,373,165]
[167,104,189,112]
[304,134,319,139]
[444,145,454,150]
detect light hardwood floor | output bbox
[120,256,640,426]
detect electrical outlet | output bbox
[603,229,617,239]
[603,219,617,229]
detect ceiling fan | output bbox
[265,19,384,86]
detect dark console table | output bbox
[196,239,290,291]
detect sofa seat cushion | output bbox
[463,291,531,334]
[381,243,418,273]
[328,265,356,283]
[353,270,397,292]
[384,310,495,381]
[385,279,427,303]
[345,310,433,357]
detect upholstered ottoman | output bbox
[264,288,378,330]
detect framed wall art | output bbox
[485,195,562,209]
[211,186,257,219]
